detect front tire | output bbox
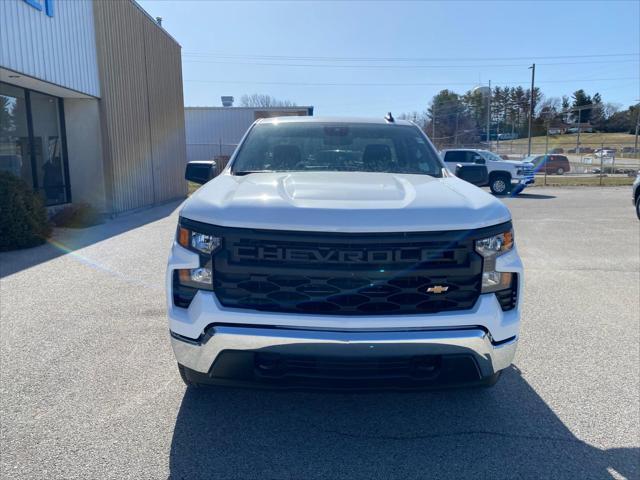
[489,175,511,195]
[556,167,565,175]
[636,195,640,220]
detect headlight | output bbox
[475,229,514,293]
[516,168,523,175]
[177,226,221,255]
[176,267,213,291]
[481,271,513,293]
[475,230,513,258]
[173,224,220,306]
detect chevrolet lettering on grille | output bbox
[232,245,450,264]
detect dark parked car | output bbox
[549,148,564,154]
[525,154,571,175]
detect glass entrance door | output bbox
[30,91,69,205]
[0,82,70,206]
[0,83,33,187]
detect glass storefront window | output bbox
[0,83,33,187]
[0,82,69,206]
[30,91,68,205]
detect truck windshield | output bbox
[231,123,443,176]
[482,151,504,162]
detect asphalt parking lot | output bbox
[1,186,638,479]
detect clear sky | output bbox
[138,0,639,117]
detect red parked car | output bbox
[525,154,571,175]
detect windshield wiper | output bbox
[232,170,274,176]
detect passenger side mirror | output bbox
[185,160,216,185]
[474,157,486,165]
[455,164,488,186]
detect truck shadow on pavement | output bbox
[508,192,557,200]
[0,200,181,278]
[169,366,638,480]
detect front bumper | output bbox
[167,238,523,387]
[512,176,535,186]
[171,325,517,379]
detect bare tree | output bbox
[239,93,297,108]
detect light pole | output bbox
[635,101,640,153]
[527,64,536,156]
[486,80,491,144]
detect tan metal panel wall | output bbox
[93,0,186,214]
[143,17,188,203]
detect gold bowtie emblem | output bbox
[426,285,449,294]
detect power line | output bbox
[183,52,639,62]
[184,77,638,87]
[182,58,639,69]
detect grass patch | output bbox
[530,176,635,187]
[503,132,638,152]
[188,182,201,195]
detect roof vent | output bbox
[155,17,162,26]
[221,96,234,107]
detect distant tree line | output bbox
[399,87,639,145]
[240,93,297,108]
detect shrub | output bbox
[50,203,103,228]
[0,171,52,251]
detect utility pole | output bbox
[432,103,436,139]
[576,113,581,154]
[486,80,492,144]
[635,102,640,153]
[454,110,460,146]
[527,64,535,156]
[544,115,550,186]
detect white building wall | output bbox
[0,0,100,97]
[184,107,313,161]
[185,108,257,161]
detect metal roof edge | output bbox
[128,0,182,47]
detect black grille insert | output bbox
[174,220,512,316]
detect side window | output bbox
[469,152,484,163]
[444,151,465,163]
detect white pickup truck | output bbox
[167,117,523,389]
[441,148,535,195]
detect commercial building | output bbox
[185,101,314,163]
[0,0,187,214]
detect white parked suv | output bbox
[441,148,535,195]
[167,117,523,389]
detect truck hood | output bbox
[181,172,511,232]
[503,160,534,167]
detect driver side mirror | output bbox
[455,164,488,186]
[185,160,216,185]
[474,156,486,165]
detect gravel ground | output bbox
[1,187,638,480]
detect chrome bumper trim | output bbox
[170,326,517,378]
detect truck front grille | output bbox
[187,222,512,316]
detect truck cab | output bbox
[441,148,535,195]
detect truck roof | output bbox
[257,116,416,126]
[440,148,488,152]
